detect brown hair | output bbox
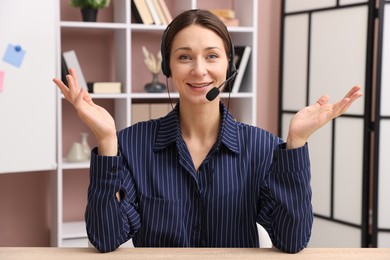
[161,9,233,77]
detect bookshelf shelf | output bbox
[60,21,128,29]
[61,161,90,170]
[130,24,167,30]
[53,0,258,247]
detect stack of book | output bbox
[87,82,122,94]
[209,9,240,27]
[62,50,122,94]
[132,0,172,25]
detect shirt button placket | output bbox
[194,189,203,246]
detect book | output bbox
[157,0,172,24]
[87,82,122,94]
[209,9,236,19]
[210,9,239,27]
[145,0,162,25]
[218,17,240,27]
[152,0,168,25]
[62,50,88,90]
[230,46,252,94]
[132,0,154,25]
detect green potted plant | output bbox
[70,0,111,22]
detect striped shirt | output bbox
[85,102,313,253]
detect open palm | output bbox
[287,85,363,149]
[53,68,117,143]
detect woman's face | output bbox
[169,24,229,104]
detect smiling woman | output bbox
[53,8,362,253]
[169,24,229,105]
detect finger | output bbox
[349,86,363,101]
[74,86,83,105]
[316,95,330,106]
[52,77,68,92]
[68,68,80,89]
[66,74,80,101]
[83,91,93,103]
[339,86,363,112]
[344,85,362,99]
[53,78,71,99]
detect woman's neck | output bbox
[179,100,221,172]
[179,101,221,140]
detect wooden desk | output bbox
[1,247,389,260]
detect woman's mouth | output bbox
[187,82,212,88]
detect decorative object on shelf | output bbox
[66,142,88,162]
[142,46,166,93]
[66,133,91,162]
[69,0,111,22]
[80,132,91,160]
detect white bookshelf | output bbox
[52,0,258,247]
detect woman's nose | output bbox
[191,58,207,76]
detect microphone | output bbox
[206,70,238,101]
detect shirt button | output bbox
[111,167,117,173]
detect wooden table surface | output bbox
[1,247,390,260]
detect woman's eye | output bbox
[179,55,191,61]
[207,54,218,59]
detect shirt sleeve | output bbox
[85,147,141,253]
[257,143,313,253]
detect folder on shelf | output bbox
[132,0,154,25]
[62,50,88,90]
[229,46,252,94]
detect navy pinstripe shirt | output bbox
[85,102,313,253]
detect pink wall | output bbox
[0,0,281,246]
[0,171,51,246]
[257,1,281,135]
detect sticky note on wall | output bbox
[0,70,4,92]
[2,44,26,68]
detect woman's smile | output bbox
[187,81,213,89]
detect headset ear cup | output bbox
[161,58,170,77]
[161,26,170,77]
[228,33,236,78]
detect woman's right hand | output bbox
[53,68,118,156]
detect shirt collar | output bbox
[153,102,240,154]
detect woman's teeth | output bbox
[189,82,212,88]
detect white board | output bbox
[0,0,57,173]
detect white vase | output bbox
[66,142,88,162]
[80,132,91,159]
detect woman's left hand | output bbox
[286,85,363,149]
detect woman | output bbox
[53,9,362,253]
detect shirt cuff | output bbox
[89,147,124,182]
[272,143,310,174]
